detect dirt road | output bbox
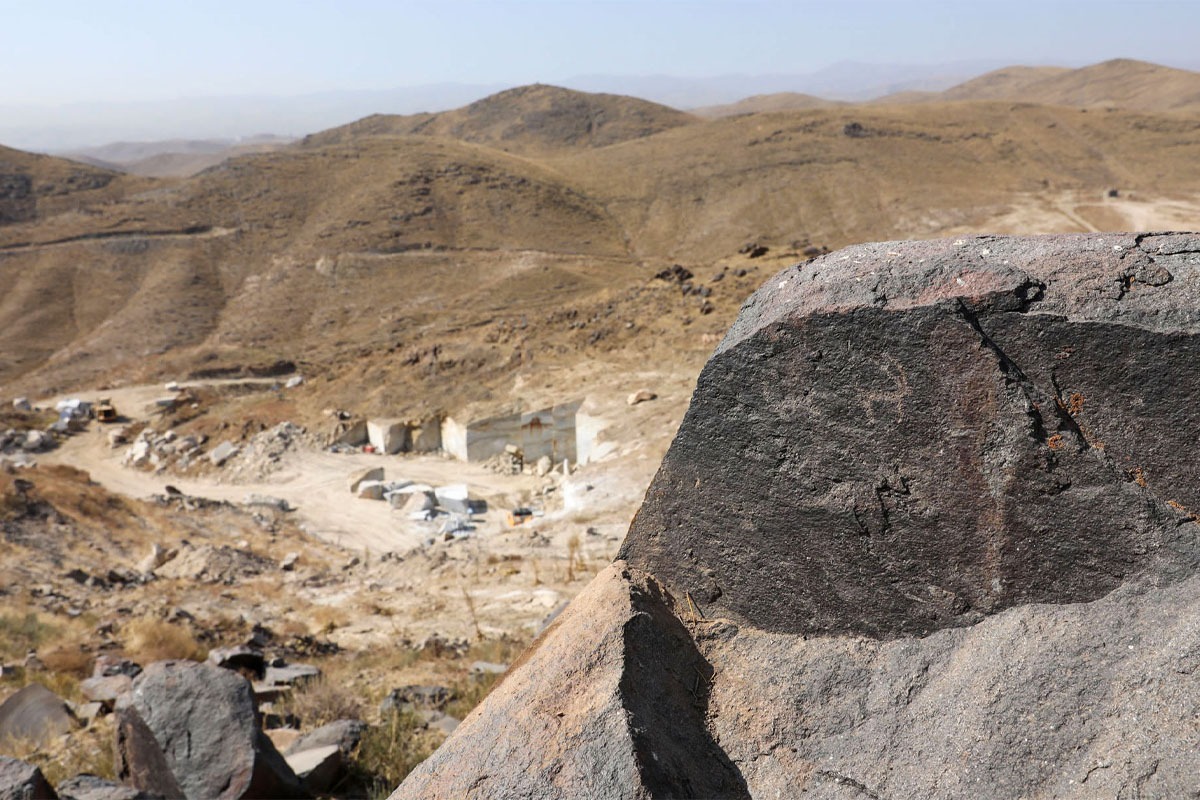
[40,380,547,553]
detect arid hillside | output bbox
[2,66,1200,422]
[302,84,698,153]
[910,58,1200,113]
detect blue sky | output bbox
[2,0,1197,105]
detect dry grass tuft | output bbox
[351,711,441,799]
[280,675,366,729]
[0,717,115,785]
[121,618,207,663]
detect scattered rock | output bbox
[244,494,291,512]
[348,466,384,493]
[380,685,451,715]
[0,683,75,746]
[115,660,304,799]
[55,774,159,800]
[283,719,366,758]
[80,675,133,707]
[207,441,238,467]
[284,375,304,389]
[263,663,320,687]
[279,552,299,571]
[534,455,553,477]
[21,431,48,453]
[653,264,693,284]
[284,745,341,795]
[0,756,56,800]
[11,398,31,412]
[389,488,436,513]
[356,480,386,500]
[135,545,167,575]
[738,242,769,258]
[93,655,142,679]
[626,390,657,406]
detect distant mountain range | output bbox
[8,57,1198,154]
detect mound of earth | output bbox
[393,232,1200,798]
[303,84,697,153]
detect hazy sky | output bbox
[2,0,1196,106]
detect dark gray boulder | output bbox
[0,757,56,800]
[0,684,74,745]
[283,719,365,757]
[114,661,305,800]
[623,232,1200,637]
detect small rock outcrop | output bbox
[0,756,56,800]
[393,233,1200,799]
[114,661,305,799]
[0,684,75,745]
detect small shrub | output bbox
[1,718,115,784]
[121,619,206,663]
[307,606,349,635]
[40,645,92,678]
[0,611,57,662]
[280,676,365,729]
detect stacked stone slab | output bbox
[393,233,1200,799]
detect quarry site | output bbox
[3,26,1200,800]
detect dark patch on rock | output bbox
[622,233,1200,638]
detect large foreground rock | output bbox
[394,563,746,798]
[625,232,1200,637]
[114,661,305,799]
[394,233,1200,798]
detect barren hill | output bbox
[939,58,1200,112]
[4,82,1200,422]
[303,84,698,153]
[690,92,844,118]
[0,144,139,224]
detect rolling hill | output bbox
[3,72,1200,421]
[302,83,698,153]
[929,59,1200,113]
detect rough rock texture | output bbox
[55,775,161,800]
[625,232,1200,637]
[393,563,747,799]
[0,684,75,744]
[283,719,365,757]
[114,661,305,800]
[394,234,1200,799]
[0,757,56,800]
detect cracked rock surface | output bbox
[393,234,1200,799]
[624,232,1200,637]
